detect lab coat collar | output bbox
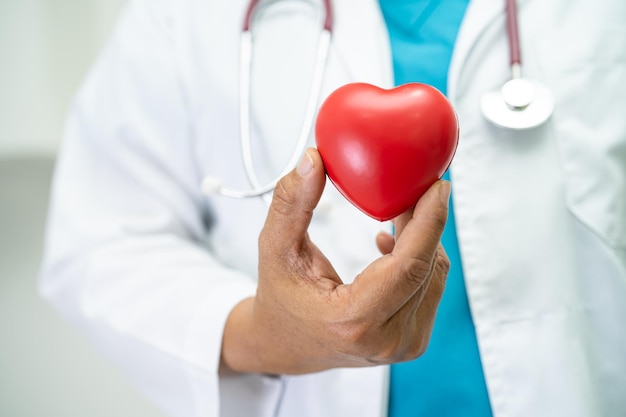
[329,0,511,98]
[330,0,394,88]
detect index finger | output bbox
[349,181,450,319]
[393,180,450,263]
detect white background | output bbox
[0,0,125,157]
[0,1,165,416]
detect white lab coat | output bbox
[40,0,626,416]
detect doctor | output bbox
[40,0,626,416]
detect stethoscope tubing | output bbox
[243,0,333,32]
[505,0,521,67]
[202,0,333,199]
[238,29,332,199]
[202,0,552,200]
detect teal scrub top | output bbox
[378,1,494,416]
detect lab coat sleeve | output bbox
[38,1,276,416]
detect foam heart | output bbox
[315,82,459,221]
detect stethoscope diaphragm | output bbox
[481,77,554,130]
[480,0,554,130]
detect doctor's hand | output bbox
[221,148,450,375]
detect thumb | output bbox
[261,148,326,252]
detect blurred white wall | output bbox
[0,1,166,416]
[0,0,126,157]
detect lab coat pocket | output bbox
[542,30,626,248]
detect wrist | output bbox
[220,297,260,374]
[220,296,316,375]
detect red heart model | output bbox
[315,82,459,221]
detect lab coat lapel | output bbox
[328,0,394,88]
[447,0,504,101]
[330,0,511,97]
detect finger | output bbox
[393,180,450,263]
[349,181,450,321]
[405,244,449,319]
[376,231,395,255]
[393,209,414,241]
[261,148,326,253]
[403,245,450,355]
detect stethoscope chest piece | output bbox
[480,0,554,130]
[481,78,554,130]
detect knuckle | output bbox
[330,322,429,365]
[258,223,281,254]
[441,254,451,273]
[259,176,301,254]
[438,250,451,277]
[367,332,426,364]
[429,251,450,296]
[329,316,371,350]
[422,206,448,236]
[405,338,429,360]
[431,275,446,299]
[370,337,404,364]
[326,297,436,365]
[270,177,298,217]
[431,210,448,232]
[327,312,381,360]
[394,328,430,362]
[402,255,435,285]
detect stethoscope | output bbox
[480,0,554,130]
[201,0,554,200]
[202,0,333,200]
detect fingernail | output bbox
[297,150,313,176]
[439,181,451,206]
